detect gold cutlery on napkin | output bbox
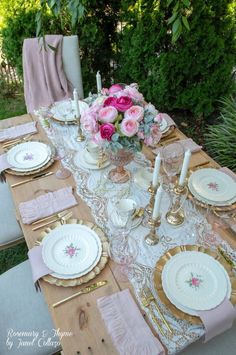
[52,280,108,308]
[32,209,69,225]
[32,211,72,231]
[2,134,33,148]
[141,295,164,336]
[11,171,54,188]
[144,287,173,334]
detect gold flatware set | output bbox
[32,211,73,231]
[11,171,54,188]
[2,133,33,149]
[52,280,108,308]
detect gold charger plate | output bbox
[5,140,56,176]
[188,190,236,212]
[49,115,78,125]
[38,218,109,287]
[153,245,236,325]
[161,125,175,138]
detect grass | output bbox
[0,89,28,275]
[0,93,26,120]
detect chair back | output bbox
[62,35,84,99]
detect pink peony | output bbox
[81,112,99,134]
[121,118,139,137]
[115,96,133,112]
[103,96,117,107]
[99,106,118,123]
[90,103,103,113]
[123,86,144,102]
[154,113,163,125]
[124,105,144,122]
[109,84,123,94]
[101,88,109,95]
[100,123,115,141]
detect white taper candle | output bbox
[179,149,191,186]
[73,88,80,118]
[96,71,102,93]
[152,184,163,219]
[152,153,161,187]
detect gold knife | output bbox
[2,134,32,148]
[11,171,53,188]
[52,280,108,308]
[32,211,72,231]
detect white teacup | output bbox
[115,198,137,214]
[111,198,137,228]
[86,141,100,159]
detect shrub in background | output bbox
[205,97,236,172]
[117,0,236,118]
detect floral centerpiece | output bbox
[81,83,162,151]
[81,83,162,182]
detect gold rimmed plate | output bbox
[153,245,236,325]
[37,218,109,287]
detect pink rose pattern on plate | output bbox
[186,272,203,290]
[64,243,80,258]
[208,182,219,191]
[23,152,34,161]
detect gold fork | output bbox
[141,295,164,336]
[32,211,72,231]
[144,287,173,334]
[31,209,69,225]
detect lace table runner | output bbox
[36,111,236,354]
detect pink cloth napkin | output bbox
[220,167,236,182]
[161,113,176,127]
[28,245,52,283]
[198,298,236,342]
[97,289,165,355]
[0,153,11,173]
[153,138,202,155]
[0,122,37,142]
[19,186,77,224]
[23,35,72,113]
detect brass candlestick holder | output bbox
[144,216,161,246]
[76,115,85,142]
[166,182,188,226]
[146,184,158,215]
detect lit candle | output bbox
[73,88,80,118]
[152,153,161,187]
[152,184,163,219]
[96,71,102,93]
[179,149,191,186]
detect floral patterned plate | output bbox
[189,168,236,204]
[7,141,51,170]
[42,224,102,277]
[162,250,231,313]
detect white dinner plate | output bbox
[7,142,51,170]
[189,168,236,203]
[50,100,89,122]
[188,177,236,206]
[159,118,168,133]
[42,224,102,277]
[74,151,110,170]
[162,251,231,312]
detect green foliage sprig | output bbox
[167,0,191,42]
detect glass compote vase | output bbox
[107,148,134,184]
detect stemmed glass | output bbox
[166,187,188,226]
[50,125,72,179]
[162,142,184,189]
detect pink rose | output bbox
[121,118,139,137]
[115,96,133,112]
[124,105,144,122]
[99,106,118,123]
[81,112,99,134]
[109,84,123,94]
[100,123,115,141]
[123,86,144,102]
[90,103,103,113]
[103,96,117,107]
[154,113,163,125]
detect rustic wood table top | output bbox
[1,114,235,355]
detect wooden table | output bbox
[1,114,235,355]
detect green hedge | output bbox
[116,0,236,118]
